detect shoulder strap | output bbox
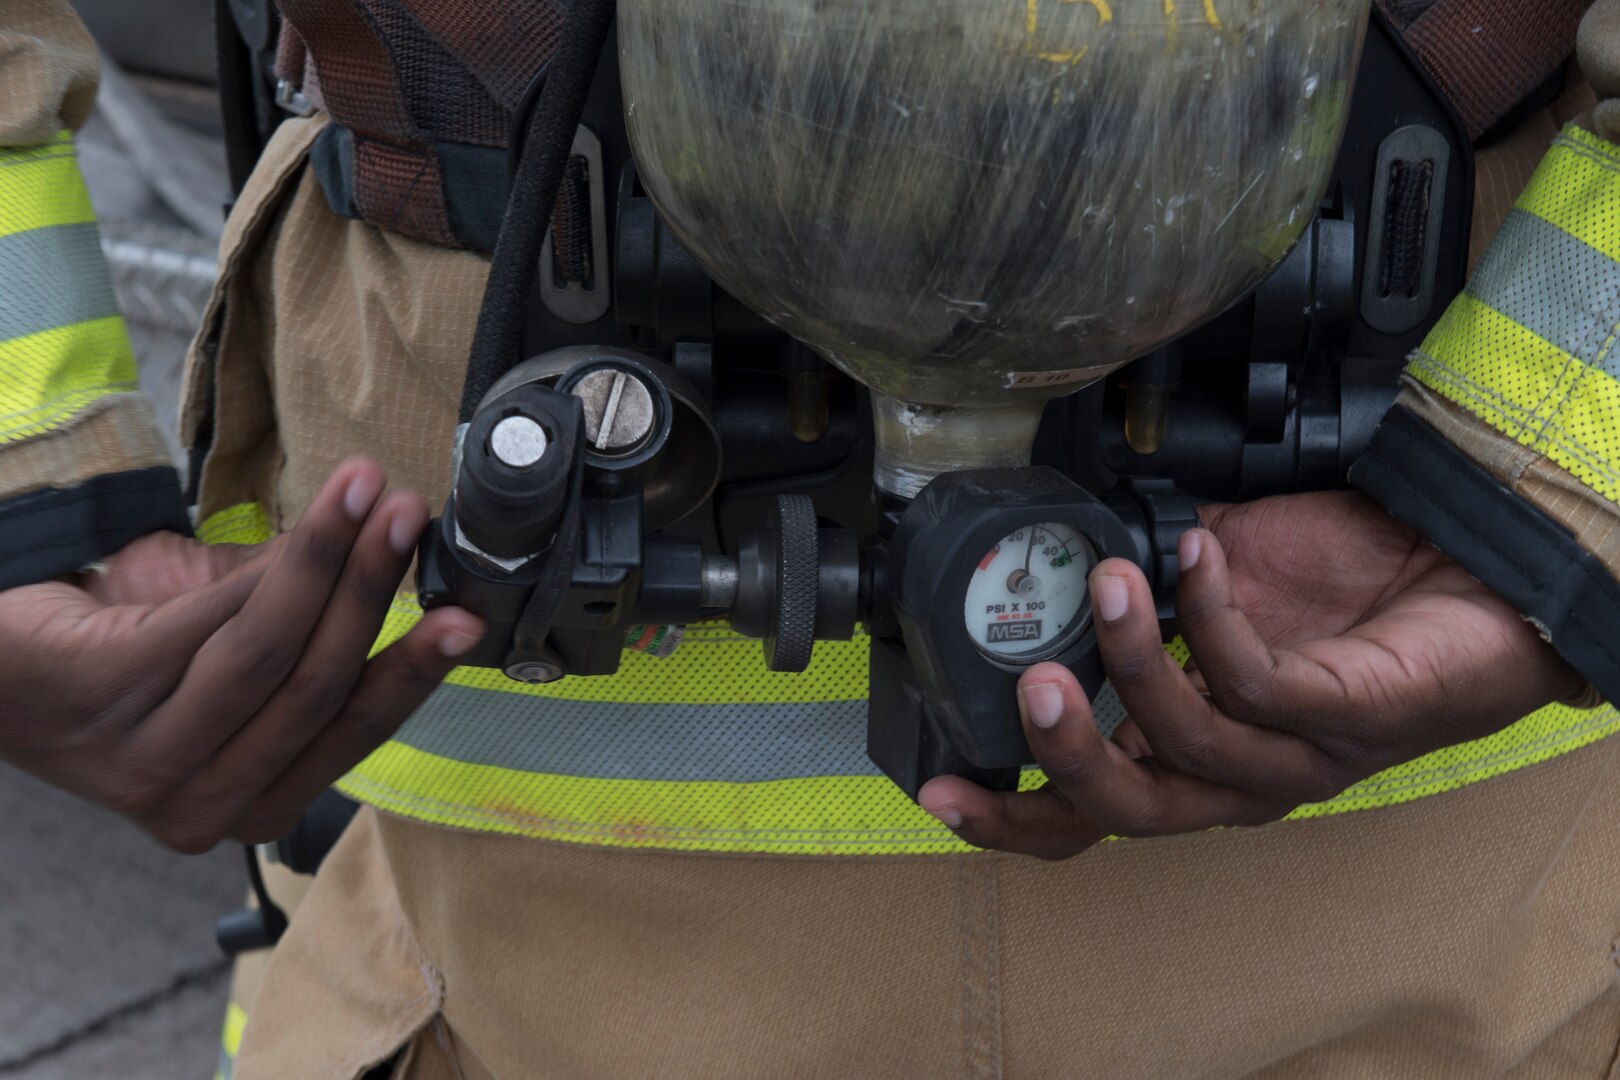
[1379,0,1591,140]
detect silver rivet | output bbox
[505,660,563,683]
[490,415,548,468]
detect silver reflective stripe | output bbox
[0,222,120,342]
[1465,208,1620,369]
[392,677,1133,782]
[395,685,877,781]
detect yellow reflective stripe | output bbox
[1408,293,1620,503]
[1516,127,1620,264]
[436,633,867,705]
[199,502,1620,853]
[1287,701,1620,817]
[197,501,274,545]
[0,316,137,444]
[221,1001,247,1059]
[373,598,868,706]
[194,492,872,705]
[0,131,95,238]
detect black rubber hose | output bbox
[457,0,618,424]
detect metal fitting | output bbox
[453,517,537,575]
[490,415,549,468]
[505,660,565,684]
[700,555,741,609]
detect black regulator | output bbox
[415,5,1473,799]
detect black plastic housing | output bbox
[871,468,1148,797]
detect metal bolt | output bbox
[1007,568,1041,599]
[505,660,564,684]
[490,415,548,468]
[571,368,656,454]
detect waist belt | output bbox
[308,124,510,252]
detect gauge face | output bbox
[963,523,1096,662]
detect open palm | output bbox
[920,490,1584,860]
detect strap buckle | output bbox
[274,78,314,118]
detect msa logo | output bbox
[986,620,1043,643]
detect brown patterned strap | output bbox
[273,1,564,249]
[1382,0,1591,140]
[401,0,565,114]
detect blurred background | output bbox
[0,3,241,1077]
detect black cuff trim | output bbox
[0,466,192,591]
[1349,406,1620,704]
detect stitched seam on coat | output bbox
[959,859,1003,1080]
[1528,271,1620,446]
[1409,351,1620,492]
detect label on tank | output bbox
[1004,369,1092,389]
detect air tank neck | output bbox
[871,395,1047,500]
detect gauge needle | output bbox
[1024,529,1037,573]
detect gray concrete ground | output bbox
[0,58,242,1080]
[0,770,239,1079]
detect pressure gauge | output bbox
[963,523,1097,662]
[873,467,1193,797]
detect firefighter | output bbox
[1,0,1618,1076]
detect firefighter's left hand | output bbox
[917,490,1586,860]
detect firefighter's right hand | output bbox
[0,458,485,853]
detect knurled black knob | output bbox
[765,495,818,672]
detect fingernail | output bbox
[440,628,482,658]
[926,804,963,829]
[389,511,423,556]
[1180,530,1202,571]
[1022,681,1065,730]
[1092,574,1129,623]
[343,472,384,521]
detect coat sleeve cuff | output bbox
[0,466,192,590]
[1349,406,1620,705]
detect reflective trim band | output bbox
[196,500,274,545]
[337,743,966,854]
[1463,209,1620,366]
[1517,128,1620,264]
[396,684,875,782]
[1409,294,1620,503]
[396,661,1136,784]
[0,131,136,444]
[216,1000,247,1080]
[1404,125,1620,505]
[0,222,120,341]
[1289,700,1620,817]
[0,132,95,238]
[0,316,138,444]
[199,502,1620,854]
